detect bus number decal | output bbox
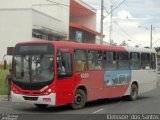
[80,73,89,79]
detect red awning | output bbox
[69,22,100,36]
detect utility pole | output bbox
[150,24,152,48]
[100,0,104,45]
[109,5,113,45]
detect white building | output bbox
[0,0,101,64]
[0,0,70,63]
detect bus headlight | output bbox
[42,88,53,95]
[48,89,52,93]
[12,86,19,94]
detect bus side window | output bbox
[74,49,87,71]
[88,50,103,70]
[151,53,156,69]
[141,53,150,70]
[57,51,72,79]
[118,52,129,70]
[103,51,117,70]
[130,52,140,70]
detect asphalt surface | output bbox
[0,76,160,120]
[0,86,160,114]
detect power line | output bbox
[109,0,114,5]
[153,38,160,46]
[103,0,128,45]
[113,22,142,43]
[152,32,160,39]
[33,0,100,11]
[104,0,127,19]
[152,32,160,45]
[110,0,118,6]
[46,0,69,7]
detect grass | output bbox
[0,68,9,95]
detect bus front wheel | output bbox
[70,89,86,109]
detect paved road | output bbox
[0,76,160,120]
[0,86,160,114]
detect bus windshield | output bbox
[13,44,54,84]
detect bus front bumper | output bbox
[11,91,56,105]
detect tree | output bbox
[135,45,139,48]
[110,40,117,46]
[119,40,128,46]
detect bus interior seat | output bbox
[75,60,84,71]
[88,61,94,70]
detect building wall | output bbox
[0,9,32,62]
[70,14,96,31]
[0,0,70,63]
[32,9,68,37]
[0,0,32,8]
[32,0,70,37]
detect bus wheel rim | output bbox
[75,94,83,105]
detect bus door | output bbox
[56,49,74,105]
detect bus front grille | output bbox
[23,96,38,101]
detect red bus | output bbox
[11,40,158,109]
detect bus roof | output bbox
[124,46,156,53]
[16,40,156,53]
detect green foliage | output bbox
[119,40,129,46]
[0,69,9,95]
[110,40,117,46]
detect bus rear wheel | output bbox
[35,104,48,109]
[130,84,138,101]
[70,89,86,109]
[123,84,138,101]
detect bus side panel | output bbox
[125,70,157,95]
[55,78,75,105]
[81,71,104,101]
[102,70,130,98]
[78,71,130,101]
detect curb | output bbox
[0,95,9,102]
[0,95,7,99]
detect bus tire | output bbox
[35,104,48,109]
[70,89,86,109]
[123,84,138,101]
[129,84,138,101]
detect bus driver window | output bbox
[57,56,66,75]
[57,50,72,79]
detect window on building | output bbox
[32,32,48,40]
[75,31,83,42]
[141,53,150,69]
[118,52,129,70]
[103,51,117,70]
[130,52,140,70]
[88,50,103,70]
[151,53,156,69]
[74,49,87,71]
[57,50,72,79]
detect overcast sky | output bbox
[82,0,160,47]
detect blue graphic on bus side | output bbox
[104,70,131,86]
